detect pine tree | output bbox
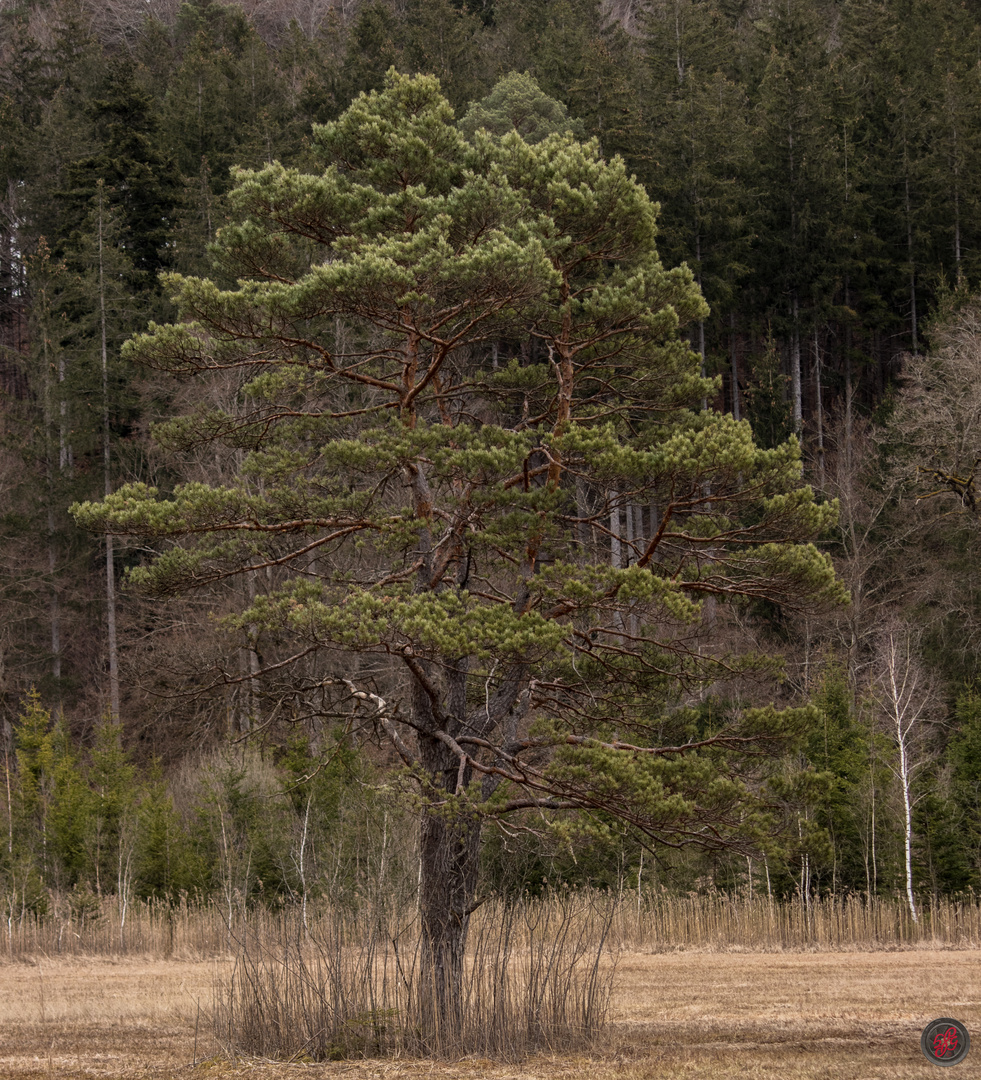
[74,71,843,1022]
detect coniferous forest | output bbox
[4,0,981,940]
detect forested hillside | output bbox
[2,0,981,917]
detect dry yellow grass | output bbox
[0,957,218,1078]
[1,948,978,1079]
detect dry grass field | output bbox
[1,947,978,1080]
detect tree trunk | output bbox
[729,312,740,421]
[609,493,621,569]
[97,184,120,725]
[790,292,802,435]
[903,129,918,353]
[47,511,61,685]
[576,476,590,558]
[813,327,825,491]
[898,731,918,923]
[843,275,853,476]
[416,732,482,1037]
[40,304,62,689]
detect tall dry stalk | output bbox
[212,891,617,1061]
[1,889,981,969]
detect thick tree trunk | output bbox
[418,801,482,1031]
[416,727,482,1036]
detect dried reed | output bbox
[2,889,980,967]
[616,889,981,951]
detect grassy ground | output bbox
[1,948,978,1079]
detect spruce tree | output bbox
[750,0,837,434]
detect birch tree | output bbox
[870,625,936,922]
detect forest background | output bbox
[2,0,981,926]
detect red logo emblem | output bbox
[922,1018,970,1067]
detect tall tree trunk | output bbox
[813,327,825,490]
[898,729,918,923]
[576,476,590,559]
[843,275,853,477]
[47,511,61,685]
[406,438,484,1034]
[97,183,120,725]
[609,493,624,633]
[729,312,740,421]
[609,493,621,568]
[243,569,261,733]
[790,292,802,435]
[38,271,62,690]
[903,129,918,353]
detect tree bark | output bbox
[813,327,825,491]
[416,725,482,1035]
[729,312,740,421]
[790,292,802,435]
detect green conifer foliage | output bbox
[11,689,93,890]
[12,689,56,855]
[803,665,869,894]
[337,2,403,103]
[750,0,838,428]
[134,765,208,900]
[85,715,137,895]
[457,71,584,144]
[62,59,180,285]
[162,10,282,194]
[401,0,486,108]
[45,719,93,890]
[74,71,843,1018]
[947,686,981,886]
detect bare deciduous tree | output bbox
[870,624,937,922]
[891,300,981,519]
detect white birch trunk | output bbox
[876,628,929,923]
